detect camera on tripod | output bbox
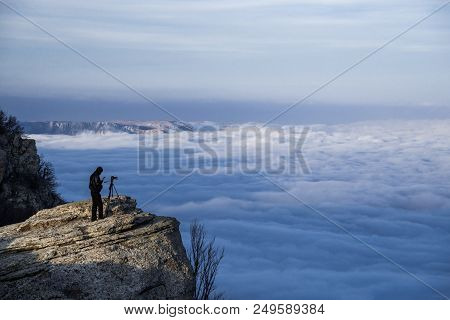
[108,176,119,197]
[105,175,120,216]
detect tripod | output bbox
[105,176,120,216]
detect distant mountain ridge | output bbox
[21,120,194,135]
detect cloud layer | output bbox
[33,120,450,299]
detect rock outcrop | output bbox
[0,131,63,226]
[0,196,194,299]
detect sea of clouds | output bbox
[31,120,450,299]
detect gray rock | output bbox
[0,196,194,299]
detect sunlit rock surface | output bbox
[0,196,194,299]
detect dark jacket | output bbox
[89,172,103,193]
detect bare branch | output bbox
[188,220,225,300]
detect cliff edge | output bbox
[0,196,194,299]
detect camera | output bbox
[111,176,118,181]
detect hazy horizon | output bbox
[3,94,450,124]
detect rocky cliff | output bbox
[0,196,194,299]
[0,123,63,226]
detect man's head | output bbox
[95,166,103,174]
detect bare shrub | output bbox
[188,220,224,300]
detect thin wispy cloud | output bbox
[1,0,448,112]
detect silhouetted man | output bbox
[89,166,104,221]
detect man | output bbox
[89,166,104,221]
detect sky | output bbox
[31,119,450,299]
[0,0,449,122]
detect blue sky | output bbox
[0,0,449,121]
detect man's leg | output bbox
[97,193,104,219]
[91,192,97,221]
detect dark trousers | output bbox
[91,191,103,221]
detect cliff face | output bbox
[0,196,195,299]
[0,133,63,226]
